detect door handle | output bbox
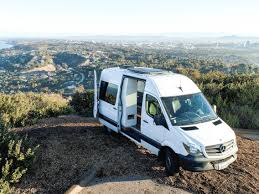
[143,120,148,123]
[113,107,117,110]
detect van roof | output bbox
[101,67,172,80]
[103,67,171,77]
[127,67,169,75]
[100,67,201,97]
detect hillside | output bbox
[11,116,259,194]
[1,39,259,94]
[25,64,56,73]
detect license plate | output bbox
[213,156,235,170]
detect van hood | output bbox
[179,119,236,146]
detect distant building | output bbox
[244,41,250,48]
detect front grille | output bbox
[205,140,234,156]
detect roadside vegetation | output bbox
[70,86,94,116]
[0,93,73,193]
[0,93,73,128]
[0,126,38,193]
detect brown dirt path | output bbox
[10,116,259,194]
[81,176,190,194]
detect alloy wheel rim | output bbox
[166,155,172,169]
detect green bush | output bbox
[197,71,259,129]
[0,92,74,193]
[0,126,38,193]
[0,92,74,128]
[234,105,259,129]
[70,88,94,117]
[221,112,240,128]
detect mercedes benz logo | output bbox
[219,144,226,153]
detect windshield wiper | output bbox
[200,115,217,122]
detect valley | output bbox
[0,39,259,95]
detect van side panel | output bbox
[141,141,159,155]
[99,117,118,132]
[98,70,122,133]
[93,70,98,118]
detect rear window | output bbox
[99,81,118,105]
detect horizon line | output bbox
[1,32,259,39]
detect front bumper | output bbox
[178,153,237,171]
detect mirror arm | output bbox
[213,105,217,113]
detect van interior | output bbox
[121,77,145,130]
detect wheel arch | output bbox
[158,146,176,161]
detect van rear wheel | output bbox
[164,148,179,176]
[104,126,112,133]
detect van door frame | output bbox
[141,92,168,154]
[118,75,146,140]
[98,80,120,132]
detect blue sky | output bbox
[0,0,259,36]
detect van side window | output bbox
[99,81,118,105]
[145,94,161,118]
[99,81,108,100]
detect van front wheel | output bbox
[164,148,179,176]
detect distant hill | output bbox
[53,52,86,67]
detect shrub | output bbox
[221,112,240,128]
[198,73,259,129]
[0,92,74,128]
[234,105,259,129]
[0,126,38,193]
[70,88,94,117]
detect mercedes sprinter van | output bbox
[93,67,238,175]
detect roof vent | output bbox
[213,120,222,126]
[120,65,134,69]
[127,67,168,75]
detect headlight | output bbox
[183,142,203,156]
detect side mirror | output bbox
[153,114,160,125]
[154,114,168,129]
[213,105,217,113]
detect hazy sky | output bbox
[0,0,259,36]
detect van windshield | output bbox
[161,93,217,126]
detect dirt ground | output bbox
[11,116,259,194]
[82,176,190,194]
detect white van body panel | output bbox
[93,70,98,118]
[181,119,235,147]
[99,100,118,131]
[141,141,159,155]
[162,128,190,155]
[121,78,138,127]
[98,68,123,132]
[151,74,201,97]
[100,68,124,85]
[99,118,118,132]
[140,91,165,155]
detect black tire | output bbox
[164,148,179,176]
[103,126,112,133]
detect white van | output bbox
[93,67,238,175]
